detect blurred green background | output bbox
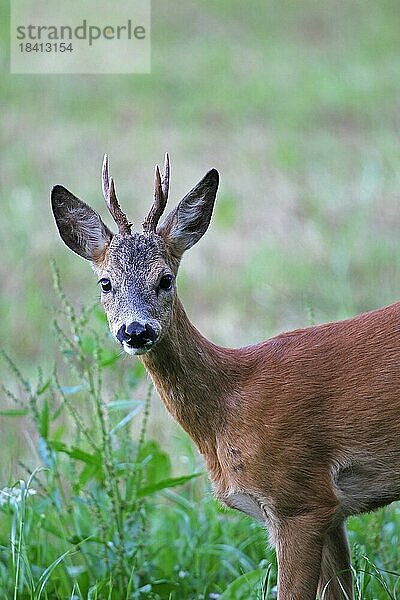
[1,0,400,481]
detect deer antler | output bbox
[102,154,132,235]
[142,153,170,232]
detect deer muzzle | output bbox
[116,321,158,354]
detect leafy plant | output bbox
[0,265,202,598]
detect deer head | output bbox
[51,155,219,355]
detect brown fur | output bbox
[142,297,400,599]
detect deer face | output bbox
[96,232,176,355]
[51,155,219,356]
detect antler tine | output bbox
[142,158,169,232]
[101,154,132,236]
[161,152,170,203]
[102,154,110,203]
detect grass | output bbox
[0,271,399,598]
[2,0,400,597]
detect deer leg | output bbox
[317,522,353,600]
[275,512,328,600]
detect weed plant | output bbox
[0,266,399,598]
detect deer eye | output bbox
[159,274,173,291]
[98,278,112,293]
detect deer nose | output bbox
[116,321,157,348]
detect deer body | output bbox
[144,295,400,526]
[51,155,400,600]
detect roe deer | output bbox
[51,154,400,600]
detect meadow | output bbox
[1,0,400,597]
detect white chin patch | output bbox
[122,343,151,356]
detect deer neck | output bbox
[141,298,236,450]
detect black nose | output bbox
[116,321,157,348]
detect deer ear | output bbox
[51,185,113,261]
[157,169,219,256]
